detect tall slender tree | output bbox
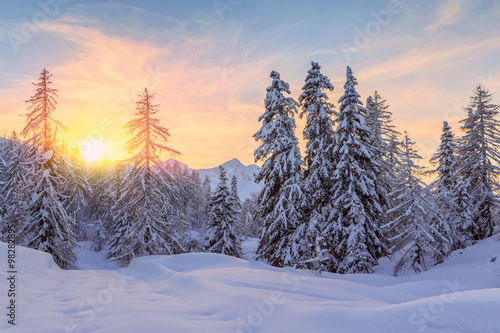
[254,70,305,267]
[326,67,387,274]
[108,88,182,266]
[297,61,335,270]
[18,68,76,269]
[458,86,500,239]
[365,92,400,208]
[428,121,463,249]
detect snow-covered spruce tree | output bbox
[365,92,400,203]
[428,121,464,249]
[458,86,500,239]
[205,166,242,257]
[386,132,402,169]
[297,61,335,270]
[365,92,400,160]
[429,122,458,192]
[0,132,29,241]
[230,175,242,213]
[450,179,477,247]
[326,67,387,274]
[385,132,450,276]
[107,88,182,267]
[254,70,305,267]
[18,68,76,269]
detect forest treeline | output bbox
[0,64,499,276]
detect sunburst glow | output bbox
[79,140,108,163]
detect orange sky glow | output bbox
[1,1,500,169]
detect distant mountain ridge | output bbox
[165,158,262,200]
[198,158,262,200]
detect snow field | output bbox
[1,237,500,332]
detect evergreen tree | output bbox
[230,175,242,213]
[386,132,402,169]
[297,61,335,270]
[254,70,305,267]
[385,132,450,276]
[108,88,182,266]
[18,68,76,269]
[450,179,477,247]
[428,121,463,249]
[326,67,387,274]
[365,92,399,160]
[205,166,242,257]
[430,122,458,192]
[458,86,500,239]
[365,92,400,209]
[0,132,28,241]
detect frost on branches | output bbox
[205,166,242,257]
[254,70,305,267]
[108,88,183,267]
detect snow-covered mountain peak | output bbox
[198,158,262,200]
[221,158,245,169]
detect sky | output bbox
[0,0,499,169]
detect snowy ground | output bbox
[2,237,500,333]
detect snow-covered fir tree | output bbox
[0,132,28,241]
[429,122,458,192]
[326,66,387,274]
[385,132,450,276]
[18,68,76,269]
[297,61,335,270]
[230,175,242,213]
[205,166,242,257]
[254,70,305,267]
[458,86,500,239]
[428,121,465,249]
[365,92,399,160]
[386,132,402,169]
[365,92,400,208]
[108,88,183,266]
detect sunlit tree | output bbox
[108,88,182,266]
[18,68,76,269]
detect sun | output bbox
[79,140,108,163]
